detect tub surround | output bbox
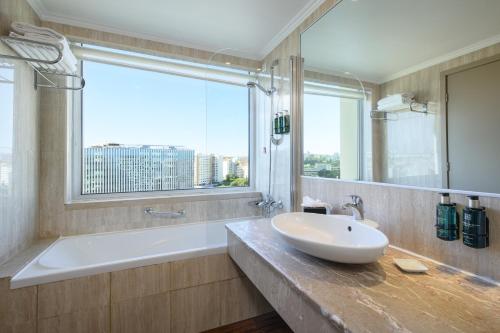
[227,219,500,333]
[0,238,55,280]
[11,219,235,288]
[0,251,272,333]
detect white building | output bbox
[83,144,194,194]
[195,154,225,186]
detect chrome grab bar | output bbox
[144,207,185,218]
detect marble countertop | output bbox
[226,219,500,333]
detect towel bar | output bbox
[144,207,186,218]
[0,36,85,91]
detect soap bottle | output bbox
[278,111,284,134]
[273,113,280,135]
[462,196,489,248]
[435,193,459,241]
[283,111,290,134]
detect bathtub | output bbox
[11,219,238,288]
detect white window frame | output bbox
[66,47,256,203]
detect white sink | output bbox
[271,212,389,264]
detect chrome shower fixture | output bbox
[246,59,279,96]
[246,81,275,96]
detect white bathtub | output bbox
[11,219,236,288]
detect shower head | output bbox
[247,81,274,96]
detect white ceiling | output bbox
[28,0,324,60]
[302,0,500,83]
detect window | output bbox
[71,45,252,198]
[303,82,366,180]
[0,63,14,196]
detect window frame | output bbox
[67,51,256,203]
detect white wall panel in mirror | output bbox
[301,0,500,194]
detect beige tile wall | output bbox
[302,176,500,281]
[287,1,500,281]
[0,253,272,333]
[0,0,40,264]
[41,22,262,72]
[36,20,264,238]
[254,0,338,213]
[247,0,500,281]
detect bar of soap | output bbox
[394,259,428,273]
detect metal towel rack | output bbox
[144,207,186,218]
[0,36,85,90]
[370,101,428,120]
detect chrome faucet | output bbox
[252,194,283,217]
[343,195,364,220]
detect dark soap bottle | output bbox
[435,193,459,241]
[273,113,280,135]
[283,111,290,134]
[462,196,489,248]
[278,111,284,134]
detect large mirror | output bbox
[301,0,500,194]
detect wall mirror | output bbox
[300,0,500,194]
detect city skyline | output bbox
[82,143,248,195]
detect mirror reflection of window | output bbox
[300,0,500,194]
[0,63,14,196]
[303,91,362,181]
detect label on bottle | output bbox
[463,209,488,235]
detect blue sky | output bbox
[303,94,340,155]
[83,61,249,156]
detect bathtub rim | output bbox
[10,217,260,289]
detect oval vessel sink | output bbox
[271,212,389,264]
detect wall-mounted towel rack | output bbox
[370,101,428,120]
[0,36,85,90]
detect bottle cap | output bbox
[439,193,450,204]
[467,195,480,209]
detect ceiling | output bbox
[28,0,324,60]
[302,0,500,83]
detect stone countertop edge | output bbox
[225,220,348,330]
[225,219,500,333]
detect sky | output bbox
[83,61,249,156]
[303,93,341,155]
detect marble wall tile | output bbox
[111,263,170,303]
[38,273,110,319]
[170,253,242,290]
[170,282,221,333]
[37,79,262,237]
[0,0,40,265]
[302,176,500,281]
[111,292,170,333]
[41,21,262,72]
[0,278,37,333]
[36,14,263,239]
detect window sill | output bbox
[65,189,262,210]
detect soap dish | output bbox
[394,259,429,273]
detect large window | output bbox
[72,46,251,197]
